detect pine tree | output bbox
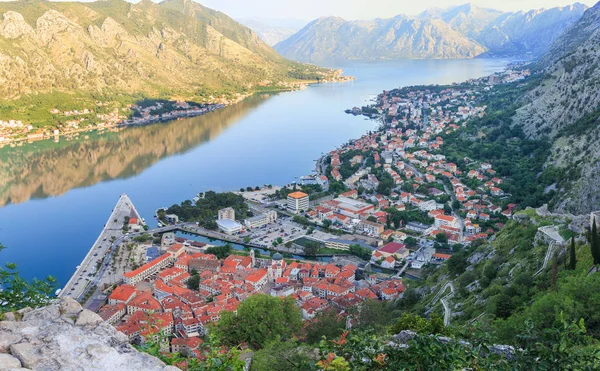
[593,218,599,265]
[570,237,577,270]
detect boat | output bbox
[55,289,62,296]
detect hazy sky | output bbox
[199,0,596,21]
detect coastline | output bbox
[0,76,354,149]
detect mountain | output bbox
[0,0,335,124]
[237,17,307,46]
[274,16,485,62]
[476,3,587,57]
[275,3,586,62]
[510,1,600,213]
[419,3,504,38]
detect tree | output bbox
[205,244,232,259]
[348,244,372,260]
[405,237,418,247]
[569,237,576,270]
[213,294,302,349]
[390,313,445,335]
[452,199,461,210]
[592,218,599,265]
[322,219,332,229]
[447,250,469,276]
[352,299,394,332]
[304,309,346,344]
[444,204,452,214]
[187,273,200,291]
[304,241,319,256]
[435,232,448,244]
[252,339,315,371]
[0,243,57,313]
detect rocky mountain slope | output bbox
[511,2,600,214]
[275,3,586,62]
[0,0,331,109]
[237,17,306,46]
[476,3,587,57]
[0,298,176,370]
[418,3,504,39]
[274,15,485,62]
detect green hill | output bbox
[0,0,337,126]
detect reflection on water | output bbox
[0,59,513,284]
[0,94,272,207]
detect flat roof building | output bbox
[244,210,277,229]
[216,219,243,235]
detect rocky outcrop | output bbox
[0,0,324,100]
[0,11,34,39]
[0,298,178,371]
[508,2,600,214]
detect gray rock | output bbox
[0,332,22,353]
[9,343,41,369]
[0,353,22,369]
[59,298,82,316]
[0,299,173,371]
[2,313,15,322]
[15,308,31,316]
[392,330,417,344]
[75,310,103,327]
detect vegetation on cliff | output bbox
[0,0,338,127]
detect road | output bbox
[534,241,556,277]
[59,194,140,300]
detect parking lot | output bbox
[237,216,337,248]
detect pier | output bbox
[59,194,142,301]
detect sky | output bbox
[198,0,597,21]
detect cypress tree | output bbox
[592,218,599,265]
[570,237,577,270]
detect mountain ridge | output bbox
[274,3,587,62]
[0,0,336,127]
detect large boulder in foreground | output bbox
[0,298,178,371]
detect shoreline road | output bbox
[59,194,139,300]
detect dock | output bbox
[58,194,141,301]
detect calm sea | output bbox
[0,58,512,284]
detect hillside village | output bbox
[0,101,226,146]
[294,68,533,266]
[97,237,405,358]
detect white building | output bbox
[218,207,235,221]
[244,210,277,229]
[216,219,243,235]
[270,284,295,297]
[287,192,309,213]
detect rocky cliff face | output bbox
[275,3,586,62]
[510,2,600,214]
[0,298,177,371]
[476,3,587,57]
[274,16,485,62]
[0,0,318,101]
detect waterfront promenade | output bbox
[59,194,140,300]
